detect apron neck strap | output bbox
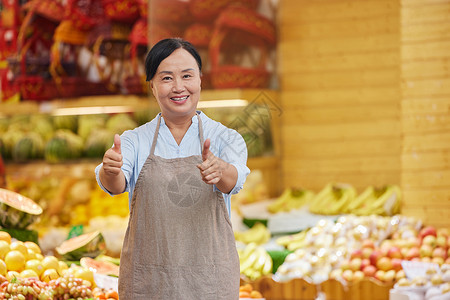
[150,112,204,156]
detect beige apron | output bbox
[118,114,240,300]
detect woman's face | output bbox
[150,48,201,121]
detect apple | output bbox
[431,257,444,266]
[423,235,437,248]
[445,257,450,264]
[406,247,420,260]
[400,247,409,259]
[419,226,437,240]
[353,270,364,282]
[387,246,403,259]
[342,269,353,282]
[363,265,377,277]
[374,270,385,282]
[421,257,432,263]
[329,268,343,280]
[436,235,447,248]
[405,237,420,249]
[384,270,396,282]
[377,257,393,272]
[380,240,393,255]
[350,249,363,260]
[362,247,373,259]
[350,258,362,272]
[370,250,382,266]
[432,247,447,259]
[420,244,433,257]
[361,258,370,270]
[437,228,449,238]
[362,239,375,249]
[396,270,406,281]
[340,259,350,271]
[391,258,403,272]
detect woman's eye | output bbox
[162,76,172,81]
[183,74,192,79]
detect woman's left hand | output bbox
[197,139,226,185]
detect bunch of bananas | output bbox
[308,183,357,215]
[275,229,308,251]
[238,243,273,280]
[350,185,402,216]
[267,188,314,214]
[234,222,271,245]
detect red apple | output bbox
[437,228,448,238]
[374,270,385,282]
[406,247,420,260]
[420,244,433,257]
[388,246,403,259]
[369,250,382,266]
[432,247,447,260]
[361,258,370,270]
[391,258,403,272]
[419,226,437,240]
[350,249,363,260]
[349,258,362,272]
[376,257,393,271]
[363,265,377,277]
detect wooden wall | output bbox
[400,0,450,228]
[278,0,401,192]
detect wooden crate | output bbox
[242,277,394,300]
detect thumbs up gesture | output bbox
[102,134,123,175]
[197,139,224,185]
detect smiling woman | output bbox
[95,38,250,299]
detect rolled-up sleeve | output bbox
[216,128,250,195]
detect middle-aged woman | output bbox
[95,38,250,299]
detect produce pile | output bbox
[0,231,119,300]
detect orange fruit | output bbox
[4,250,26,272]
[0,232,11,244]
[105,290,119,299]
[240,283,253,293]
[239,291,251,298]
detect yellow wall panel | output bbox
[402,40,450,61]
[402,78,450,97]
[402,22,450,43]
[402,151,450,171]
[401,60,450,80]
[403,133,450,152]
[402,97,450,115]
[401,3,450,24]
[402,114,450,134]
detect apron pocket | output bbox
[133,264,219,300]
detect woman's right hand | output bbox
[102,134,123,175]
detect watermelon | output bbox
[0,188,43,229]
[84,129,114,158]
[12,132,45,162]
[56,230,106,261]
[106,113,137,135]
[44,130,84,163]
[80,257,119,276]
[30,115,54,141]
[53,115,79,133]
[77,115,107,141]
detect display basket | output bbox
[102,0,139,23]
[209,5,276,89]
[189,0,260,21]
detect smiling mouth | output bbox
[171,95,189,102]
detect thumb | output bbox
[202,138,210,161]
[113,134,121,154]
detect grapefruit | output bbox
[20,269,39,278]
[24,241,41,254]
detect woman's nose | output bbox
[172,78,185,92]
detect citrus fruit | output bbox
[20,269,39,278]
[41,268,59,282]
[4,250,26,272]
[6,270,20,281]
[0,240,10,260]
[0,259,6,276]
[24,241,41,254]
[25,259,44,276]
[42,255,60,272]
[9,241,28,257]
[0,232,11,244]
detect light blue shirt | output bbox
[95,111,250,216]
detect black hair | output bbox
[145,38,202,81]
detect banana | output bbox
[267,188,292,213]
[261,253,273,275]
[347,186,375,212]
[276,229,307,247]
[240,250,260,273]
[252,247,268,271]
[308,183,333,214]
[234,222,270,245]
[240,242,258,262]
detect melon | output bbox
[80,257,119,276]
[0,188,43,229]
[56,231,106,261]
